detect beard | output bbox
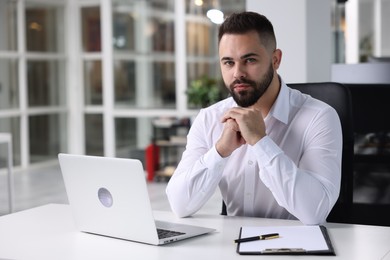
[228,62,274,108]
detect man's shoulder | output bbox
[288,86,332,111]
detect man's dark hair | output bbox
[218,12,277,52]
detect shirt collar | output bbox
[267,77,290,125]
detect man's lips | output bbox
[234,84,251,92]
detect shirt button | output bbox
[248,160,253,165]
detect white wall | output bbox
[383,1,390,55]
[246,0,332,83]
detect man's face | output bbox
[219,31,275,107]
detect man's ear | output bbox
[272,49,282,70]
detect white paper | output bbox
[238,225,330,253]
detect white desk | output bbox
[0,204,389,260]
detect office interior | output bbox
[0,0,389,226]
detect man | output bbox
[166,12,342,225]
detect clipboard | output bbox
[236,225,335,255]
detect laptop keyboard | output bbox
[157,228,185,239]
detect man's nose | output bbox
[233,65,246,79]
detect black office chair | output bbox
[345,83,390,226]
[221,82,354,224]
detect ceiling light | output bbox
[206,9,224,24]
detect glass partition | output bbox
[29,114,66,163]
[0,0,17,51]
[81,7,101,52]
[115,117,138,159]
[85,114,104,156]
[185,0,244,107]
[0,59,18,109]
[25,4,64,52]
[27,60,65,107]
[84,60,103,105]
[0,117,20,166]
[112,0,176,108]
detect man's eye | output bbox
[224,61,234,66]
[246,58,256,63]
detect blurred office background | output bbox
[0,0,389,224]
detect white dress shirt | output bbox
[166,79,342,225]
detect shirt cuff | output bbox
[202,145,229,172]
[251,136,283,166]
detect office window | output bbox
[27,60,65,107]
[113,3,174,52]
[114,60,135,106]
[24,2,67,164]
[185,0,244,107]
[113,11,135,51]
[186,22,215,57]
[85,114,104,156]
[81,7,101,52]
[185,19,219,87]
[151,18,175,53]
[0,0,251,169]
[112,0,176,109]
[0,117,20,166]
[115,117,138,159]
[25,4,64,52]
[29,114,66,163]
[152,61,175,108]
[113,60,175,108]
[84,60,103,105]
[0,59,18,109]
[0,0,17,51]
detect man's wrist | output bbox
[248,133,266,146]
[215,141,232,158]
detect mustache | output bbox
[232,78,255,85]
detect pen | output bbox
[234,233,279,243]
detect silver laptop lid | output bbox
[59,153,160,245]
[58,153,215,245]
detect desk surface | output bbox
[0,204,389,260]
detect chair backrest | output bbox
[345,83,390,134]
[221,82,354,224]
[288,82,354,223]
[344,83,390,226]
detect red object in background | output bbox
[145,143,160,181]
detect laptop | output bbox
[58,153,215,245]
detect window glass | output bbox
[0,117,20,166]
[114,60,175,108]
[185,0,245,107]
[113,3,174,52]
[84,60,103,105]
[151,17,174,53]
[85,114,104,156]
[115,117,137,157]
[27,60,65,107]
[81,7,101,52]
[112,0,175,108]
[113,10,135,51]
[115,117,153,167]
[153,61,175,108]
[0,0,17,51]
[187,62,219,82]
[186,21,215,57]
[185,0,243,15]
[25,4,64,52]
[0,59,19,109]
[114,60,135,106]
[29,114,66,163]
